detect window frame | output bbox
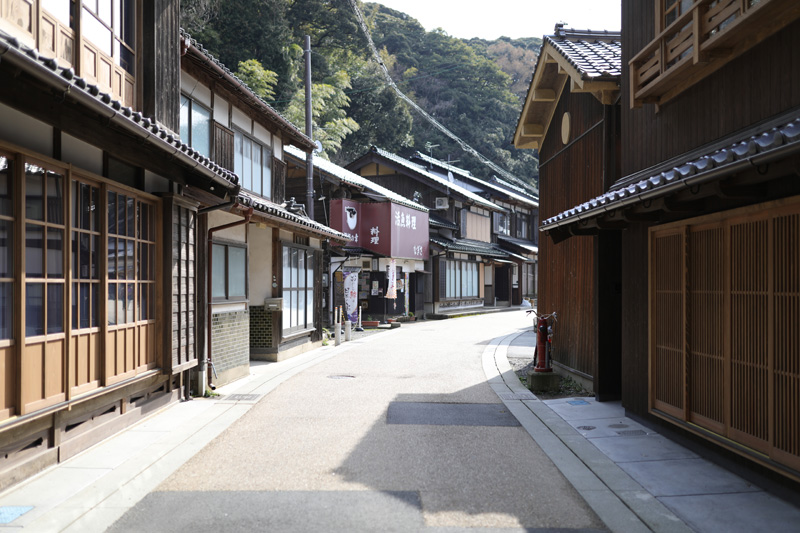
[442,257,479,300]
[233,128,273,199]
[281,243,314,335]
[180,94,212,159]
[210,240,248,303]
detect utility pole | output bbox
[304,35,315,219]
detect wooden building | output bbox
[0,2,343,490]
[514,25,622,397]
[539,1,800,482]
[283,145,429,323]
[179,33,347,371]
[346,147,508,316]
[410,151,540,306]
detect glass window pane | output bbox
[118,283,126,324]
[26,283,44,336]
[80,282,90,329]
[242,138,252,191]
[191,104,211,158]
[42,0,71,25]
[0,283,12,339]
[26,165,44,220]
[47,284,64,334]
[306,286,313,329]
[282,247,290,290]
[91,283,98,327]
[212,244,226,298]
[126,283,134,323]
[90,234,99,279]
[83,8,112,55]
[262,153,272,199]
[298,284,305,328]
[119,0,135,47]
[97,0,111,25]
[228,246,246,298]
[26,224,44,277]
[0,219,12,278]
[108,237,116,280]
[125,239,135,279]
[72,282,78,330]
[180,96,190,144]
[140,203,149,241]
[108,282,116,325]
[138,283,145,320]
[47,171,64,224]
[108,191,117,234]
[252,143,261,195]
[47,228,63,278]
[0,156,12,216]
[126,197,134,237]
[80,183,91,230]
[234,131,243,179]
[118,194,126,237]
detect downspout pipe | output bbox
[204,204,253,389]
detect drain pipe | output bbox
[204,204,253,392]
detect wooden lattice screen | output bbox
[650,197,800,474]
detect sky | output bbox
[370,0,621,41]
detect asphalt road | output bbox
[108,311,605,532]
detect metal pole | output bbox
[304,35,315,220]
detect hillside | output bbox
[180,0,542,188]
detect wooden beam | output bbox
[532,89,556,102]
[521,123,545,137]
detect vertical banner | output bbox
[404,272,410,315]
[344,271,359,322]
[386,259,397,299]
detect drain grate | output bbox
[617,429,647,437]
[498,392,536,401]
[0,506,33,525]
[577,426,596,431]
[328,375,355,380]
[608,423,629,429]
[220,394,261,403]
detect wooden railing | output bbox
[629,0,800,107]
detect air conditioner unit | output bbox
[434,197,449,210]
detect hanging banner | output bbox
[404,272,410,315]
[386,259,397,299]
[344,271,359,322]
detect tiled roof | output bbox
[411,152,539,207]
[0,28,240,193]
[284,145,427,212]
[545,28,621,81]
[428,213,459,230]
[237,191,348,241]
[180,30,314,152]
[497,235,538,254]
[368,147,500,211]
[429,236,509,259]
[541,111,800,230]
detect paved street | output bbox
[109,311,604,532]
[3,310,800,532]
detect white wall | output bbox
[61,133,103,175]
[0,103,53,156]
[249,224,274,303]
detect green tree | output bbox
[235,59,279,101]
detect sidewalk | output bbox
[0,318,798,532]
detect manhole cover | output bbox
[617,429,647,437]
[220,394,261,403]
[498,392,536,401]
[608,423,629,429]
[577,425,596,431]
[328,375,355,380]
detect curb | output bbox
[483,331,693,533]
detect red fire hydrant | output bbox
[534,315,553,373]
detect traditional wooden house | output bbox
[514,25,622,397]
[283,145,429,322]
[0,2,343,489]
[410,151,540,306]
[346,146,508,316]
[539,1,800,482]
[179,33,347,371]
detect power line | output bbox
[346,0,532,190]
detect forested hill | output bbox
[180,0,543,188]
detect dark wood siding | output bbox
[622,2,800,177]
[538,90,609,380]
[142,0,181,133]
